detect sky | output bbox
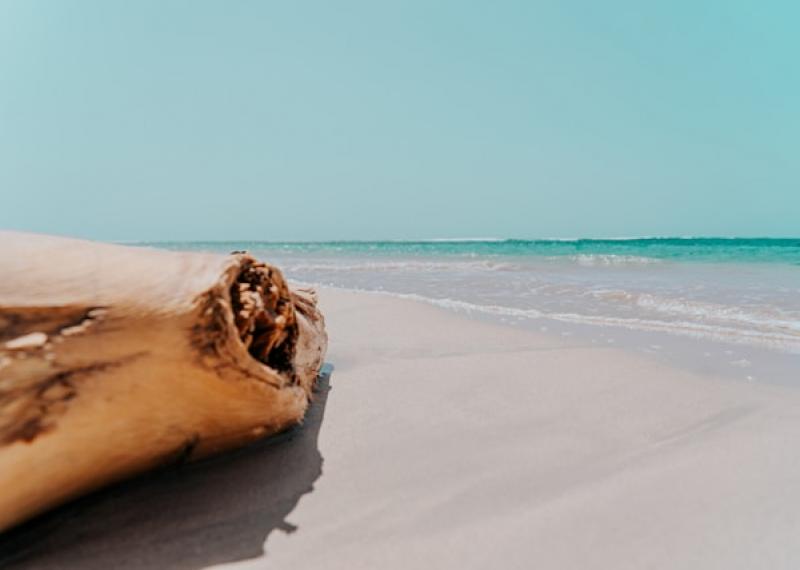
[1,1,798,241]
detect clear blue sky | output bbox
[1,1,798,241]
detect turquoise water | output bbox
[149,238,800,265]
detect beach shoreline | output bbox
[298,284,800,387]
[153,239,800,385]
[221,287,800,569]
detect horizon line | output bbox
[124,235,800,245]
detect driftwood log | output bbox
[0,232,327,531]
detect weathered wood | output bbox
[0,232,327,530]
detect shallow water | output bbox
[147,239,800,384]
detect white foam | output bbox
[567,254,663,267]
[546,311,800,352]
[386,292,545,319]
[294,283,800,354]
[635,294,800,334]
[285,260,515,272]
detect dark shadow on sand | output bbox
[0,364,334,570]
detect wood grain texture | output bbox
[0,232,327,531]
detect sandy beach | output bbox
[224,289,800,569]
[4,287,799,569]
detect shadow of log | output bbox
[0,364,334,570]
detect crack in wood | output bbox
[0,353,146,445]
[0,306,107,344]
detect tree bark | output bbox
[0,232,327,531]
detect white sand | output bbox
[212,288,800,569]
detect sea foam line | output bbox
[292,282,800,354]
[284,260,515,272]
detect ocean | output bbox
[147,238,800,384]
